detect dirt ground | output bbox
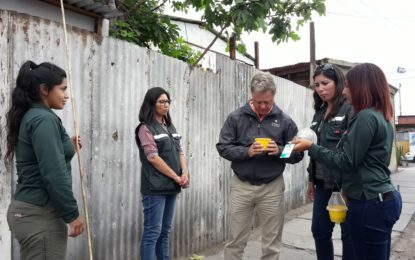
[391,214,415,260]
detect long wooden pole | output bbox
[58,1,93,259]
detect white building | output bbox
[170,16,256,71]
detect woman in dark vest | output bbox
[6,61,84,259]
[307,64,355,259]
[135,87,189,260]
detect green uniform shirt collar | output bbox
[32,103,54,113]
[31,103,60,120]
[32,103,49,109]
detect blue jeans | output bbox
[140,194,177,260]
[312,183,355,260]
[347,190,402,260]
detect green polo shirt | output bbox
[14,103,79,223]
[309,108,395,200]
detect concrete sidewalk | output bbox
[202,164,415,260]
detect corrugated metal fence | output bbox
[0,11,314,259]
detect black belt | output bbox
[236,175,275,186]
[348,190,395,203]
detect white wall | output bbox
[173,20,255,67]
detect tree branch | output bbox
[151,0,168,12]
[116,0,147,18]
[193,25,227,66]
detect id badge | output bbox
[280,143,294,158]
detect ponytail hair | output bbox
[5,60,66,161]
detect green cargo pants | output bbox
[7,200,68,260]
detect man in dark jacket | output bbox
[216,72,304,260]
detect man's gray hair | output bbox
[250,72,276,95]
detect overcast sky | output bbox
[242,0,415,116]
[168,0,415,115]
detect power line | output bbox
[336,0,373,20]
[327,11,415,19]
[333,0,407,32]
[357,0,401,30]
[391,76,415,80]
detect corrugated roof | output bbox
[40,0,122,18]
[265,58,398,93]
[265,58,359,73]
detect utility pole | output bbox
[229,34,236,60]
[396,67,406,116]
[254,41,259,69]
[309,22,316,87]
[399,83,402,116]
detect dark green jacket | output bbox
[14,103,79,223]
[307,100,353,189]
[137,122,182,195]
[309,108,395,200]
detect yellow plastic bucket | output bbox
[255,138,271,150]
[326,205,347,224]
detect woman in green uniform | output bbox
[293,63,402,260]
[6,61,84,259]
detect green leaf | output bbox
[236,43,246,54]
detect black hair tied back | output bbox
[5,60,67,162]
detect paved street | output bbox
[199,164,415,260]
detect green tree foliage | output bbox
[111,0,326,65]
[111,0,201,64]
[190,0,325,41]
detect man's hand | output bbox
[69,216,84,237]
[248,141,264,157]
[266,140,279,155]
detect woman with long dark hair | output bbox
[135,87,189,259]
[293,63,402,260]
[307,64,355,259]
[6,61,84,259]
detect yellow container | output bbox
[326,205,347,224]
[255,138,271,150]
